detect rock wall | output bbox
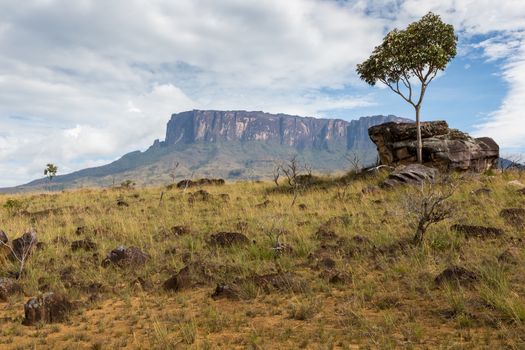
[166,110,408,151]
[368,121,499,172]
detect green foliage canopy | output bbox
[356,12,457,108]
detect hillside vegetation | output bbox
[1,170,525,349]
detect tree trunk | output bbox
[413,219,425,245]
[415,105,423,164]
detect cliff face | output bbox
[165,110,408,151]
[2,110,411,193]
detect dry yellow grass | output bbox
[0,170,525,349]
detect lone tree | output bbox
[356,12,457,163]
[44,163,58,182]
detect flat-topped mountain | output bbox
[164,110,403,151]
[1,110,409,192]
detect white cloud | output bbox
[0,0,524,186]
[473,36,525,148]
[0,0,387,186]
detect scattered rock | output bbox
[177,178,225,189]
[11,230,38,260]
[23,292,73,326]
[313,227,338,242]
[0,230,8,244]
[171,225,191,236]
[52,236,70,245]
[75,226,86,235]
[435,266,478,286]
[209,232,250,247]
[163,262,213,292]
[451,224,504,239]
[499,208,525,228]
[71,239,98,252]
[369,120,499,172]
[382,164,438,188]
[188,190,210,204]
[116,198,129,207]
[59,267,76,288]
[325,271,352,285]
[131,277,153,291]
[498,247,520,265]
[219,193,230,202]
[101,246,149,268]
[316,257,336,270]
[0,277,23,301]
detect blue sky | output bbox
[0,0,524,187]
[328,54,508,132]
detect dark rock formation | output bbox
[0,277,23,301]
[435,266,478,286]
[101,246,149,268]
[176,178,225,188]
[71,239,98,252]
[499,208,525,228]
[11,230,38,261]
[382,164,438,188]
[23,292,73,325]
[209,232,250,247]
[369,120,499,172]
[451,225,504,239]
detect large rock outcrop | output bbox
[368,121,499,172]
[165,110,408,151]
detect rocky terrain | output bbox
[0,166,524,348]
[0,111,408,193]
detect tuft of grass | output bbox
[288,297,319,321]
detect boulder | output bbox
[11,230,38,260]
[382,164,438,188]
[0,277,23,301]
[71,239,98,252]
[23,292,73,325]
[451,224,504,239]
[101,246,149,268]
[209,232,250,247]
[499,208,525,228]
[368,121,499,172]
[435,266,478,286]
[177,178,225,189]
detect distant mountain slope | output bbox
[1,110,409,192]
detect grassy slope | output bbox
[0,171,524,348]
[5,141,377,193]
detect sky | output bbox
[0,0,524,187]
